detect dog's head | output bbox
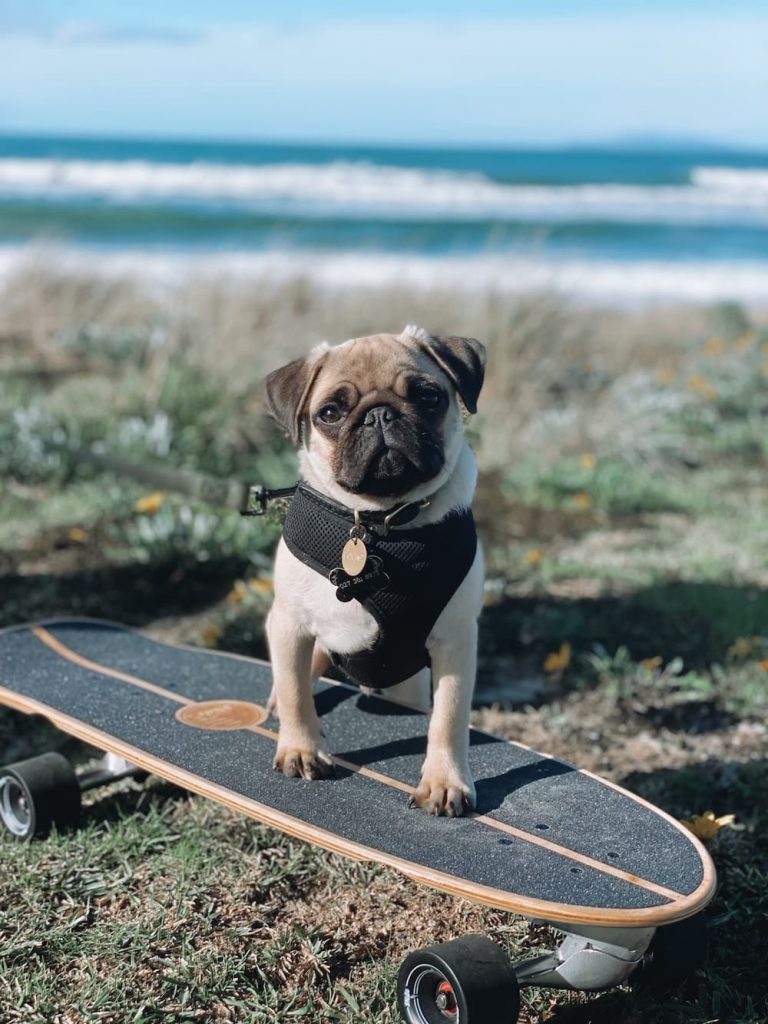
[265,325,485,502]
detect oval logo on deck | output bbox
[175,700,268,730]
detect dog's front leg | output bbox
[267,601,335,779]
[266,643,331,719]
[410,624,477,817]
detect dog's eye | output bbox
[415,387,442,409]
[317,403,343,424]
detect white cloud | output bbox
[53,21,202,45]
[0,19,201,44]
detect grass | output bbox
[0,267,767,1022]
[0,785,528,1023]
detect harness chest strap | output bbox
[281,484,478,689]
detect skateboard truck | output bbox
[77,752,147,793]
[513,922,655,990]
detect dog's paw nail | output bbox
[306,758,335,780]
[274,746,335,781]
[410,778,475,818]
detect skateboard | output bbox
[0,619,716,1023]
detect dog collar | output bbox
[295,483,431,531]
[241,481,432,529]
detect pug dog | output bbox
[263,325,485,817]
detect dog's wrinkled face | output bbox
[265,326,485,501]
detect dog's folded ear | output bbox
[414,333,486,414]
[264,348,328,445]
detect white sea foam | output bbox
[1,157,768,225]
[691,166,768,196]
[1,244,765,308]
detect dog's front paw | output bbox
[409,767,476,818]
[274,743,335,780]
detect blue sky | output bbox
[1,1,766,146]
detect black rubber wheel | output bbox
[0,753,81,840]
[635,913,709,987]
[397,934,520,1024]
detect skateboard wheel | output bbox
[635,912,709,987]
[0,753,81,841]
[397,934,520,1023]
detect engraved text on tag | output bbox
[341,537,368,576]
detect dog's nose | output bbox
[362,405,399,428]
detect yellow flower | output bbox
[758,659,768,671]
[680,811,736,842]
[727,635,763,660]
[641,656,663,671]
[686,375,716,400]
[573,492,592,509]
[734,331,755,349]
[226,580,248,605]
[703,336,724,356]
[67,527,87,544]
[656,367,676,386]
[201,624,221,647]
[525,548,543,565]
[579,453,597,470]
[246,576,274,595]
[544,642,572,674]
[134,491,165,514]
[226,577,273,604]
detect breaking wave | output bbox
[1,244,766,307]
[1,157,767,225]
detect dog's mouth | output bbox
[336,434,444,498]
[364,447,412,488]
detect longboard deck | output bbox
[0,619,715,928]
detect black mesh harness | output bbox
[282,483,477,688]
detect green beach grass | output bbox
[0,268,766,1023]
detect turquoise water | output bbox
[0,135,767,302]
[1,134,766,262]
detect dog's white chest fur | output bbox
[273,536,379,655]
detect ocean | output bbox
[1,134,767,305]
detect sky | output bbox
[0,1,766,147]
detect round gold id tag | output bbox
[341,537,368,576]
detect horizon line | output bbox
[0,126,766,154]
